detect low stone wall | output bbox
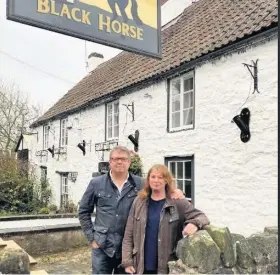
[1,226,88,256]
[0,224,278,274]
[169,225,278,274]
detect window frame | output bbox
[60,173,69,208]
[106,100,119,141]
[43,125,49,150]
[167,71,195,132]
[60,118,68,147]
[165,155,195,204]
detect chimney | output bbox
[87,52,104,72]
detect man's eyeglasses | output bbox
[110,157,129,162]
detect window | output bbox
[61,174,68,208]
[60,118,68,147]
[43,125,49,149]
[169,71,194,131]
[165,156,194,201]
[40,167,47,184]
[106,101,119,140]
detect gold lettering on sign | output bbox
[98,14,143,40]
[37,0,91,25]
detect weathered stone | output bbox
[168,259,195,274]
[211,266,235,274]
[205,225,236,267]
[0,248,30,274]
[247,232,278,264]
[264,226,278,235]
[231,233,255,269]
[176,230,221,273]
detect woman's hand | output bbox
[183,223,198,237]
[125,266,136,274]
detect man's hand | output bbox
[125,266,135,274]
[183,223,198,237]
[91,240,100,249]
[171,188,185,200]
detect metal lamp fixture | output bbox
[128,130,139,152]
[232,108,251,143]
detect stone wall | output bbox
[169,225,278,274]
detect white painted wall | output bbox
[31,36,277,236]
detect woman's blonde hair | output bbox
[138,164,175,199]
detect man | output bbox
[78,146,185,274]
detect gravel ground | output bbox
[34,246,92,274]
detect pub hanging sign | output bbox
[6,0,162,58]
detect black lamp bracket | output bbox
[123,102,134,121]
[242,59,259,94]
[77,140,91,156]
[232,108,251,143]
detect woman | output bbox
[121,164,210,274]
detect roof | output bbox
[32,0,278,127]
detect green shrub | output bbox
[0,155,52,214]
[39,207,50,214]
[49,204,57,212]
[129,153,143,177]
[65,201,77,213]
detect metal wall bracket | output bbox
[128,130,139,152]
[123,102,135,121]
[242,59,259,94]
[232,108,251,143]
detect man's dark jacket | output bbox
[78,172,143,258]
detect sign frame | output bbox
[6,0,162,59]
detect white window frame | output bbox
[166,156,193,201]
[43,125,49,150]
[60,118,68,147]
[61,174,69,208]
[169,71,194,131]
[106,101,119,140]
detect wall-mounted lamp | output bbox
[128,130,139,152]
[232,108,250,143]
[47,145,55,158]
[77,140,86,156]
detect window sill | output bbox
[168,125,194,133]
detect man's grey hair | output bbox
[109,146,131,159]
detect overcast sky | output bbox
[0,1,121,113]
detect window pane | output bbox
[172,95,180,112]
[108,115,112,127]
[172,112,180,128]
[183,109,193,125]
[177,180,183,191]
[108,104,112,115]
[108,127,112,138]
[114,102,119,114]
[177,162,183,179]
[114,114,119,125]
[184,77,194,92]
[184,161,192,178]
[183,92,193,109]
[171,79,180,96]
[169,162,176,177]
[114,125,119,138]
[184,180,192,198]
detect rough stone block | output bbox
[176,230,221,273]
[231,233,254,269]
[264,226,278,235]
[205,225,236,267]
[0,248,30,274]
[247,232,278,264]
